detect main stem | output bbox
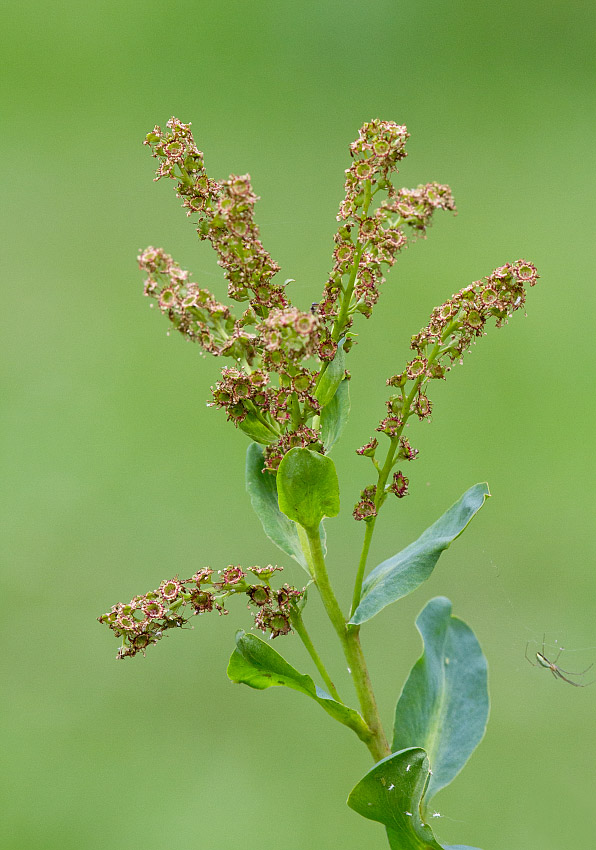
[304,526,390,763]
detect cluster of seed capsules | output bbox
[387,258,539,423]
[98,565,304,659]
[138,117,458,475]
[144,119,285,309]
[352,259,539,520]
[319,118,456,322]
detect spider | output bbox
[525,636,595,687]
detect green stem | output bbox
[290,608,343,703]
[350,323,460,615]
[313,181,374,397]
[350,518,376,618]
[303,526,390,762]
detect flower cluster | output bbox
[353,435,417,520]
[353,484,379,522]
[144,118,286,310]
[263,425,323,473]
[252,582,304,638]
[395,259,539,411]
[98,565,303,658]
[354,260,539,513]
[352,261,538,518]
[139,247,258,360]
[139,117,460,477]
[318,120,456,325]
[380,183,456,236]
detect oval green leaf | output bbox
[227,630,369,741]
[246,444,327,573]
[349,484,490,625]
[392,597,489,804]
[315,338,346,407]
[246,443,309,571]
[347,748,482,849]
[321,378,350,452]
[277,447,340,531]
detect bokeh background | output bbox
[2,1,595,848]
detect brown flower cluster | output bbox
[139,117,461,474]
[138,247,257,360]
[144,118,285,310]
[98,565,303,658]
[353,434,417,520]
[392,259,539,413]
[318,120,456,325]
[352,261,538,518]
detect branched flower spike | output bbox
[100,114,544,850]
[354,260,538,518]
[98,565,302,658]
[137,117,457,476]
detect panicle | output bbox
[98,565,303,657]
[144,118,285,311]
[140,118,481,484]
[376,260,539,441]
[353,484,378,521]
[318,121,456,328]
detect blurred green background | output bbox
[2,1,595,847]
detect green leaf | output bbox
[246,443,309,571]
[392,597,489,804]
[348,748,481,849]
[245,444,327,573]
[237,411,279,445]
[349,484,490,625]
[315,338,346,407]
[321,378,350,451]
[277,447,340,531]
[227,630,369,739]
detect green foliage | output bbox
[350,484,490,625]
[227,630,370,740]
[277,447,340,531]
[321,378,351,452]
[393,597,489,803]
[246,443,310,571]
[246,443,327,570]
[347,748,481,849]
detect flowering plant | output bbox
[99,117,538,849]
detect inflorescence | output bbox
[138,117,457,475]
[98,565,304,658]
[103,117,538,658]
[353,259,538,520]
